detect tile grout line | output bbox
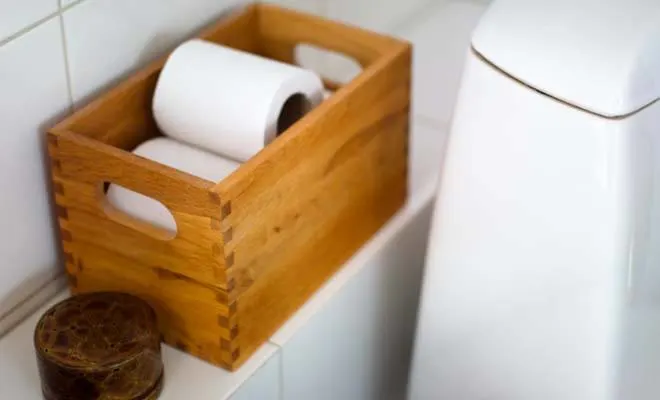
[0,0,91,340]
[60,0,88,12]
[0,274,67,340]
[278,348,285,400]
[0,273,60,321]
[0,10,60,48]
[0,0,88,49]
[57,9,76,110]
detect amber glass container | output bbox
[34,292,163,399]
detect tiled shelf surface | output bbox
[0,184,435,400]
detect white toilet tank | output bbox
[409,0,660,399]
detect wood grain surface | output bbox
[48,3,410,371]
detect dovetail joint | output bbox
[223,227,233,243]
[56,205,69,219]
[65,262,77,275]
[225,252,235,268]
[175,341,189,352]
[209,191,222,205]
[60,229,72,242]
[210,218,222,231]
[221,202,232,219]
[47,134,59,147]
[67,274,78,288]
[220,338,232,351]
[216,291,229,304]
[220,338,241,360]
[52,159,62,172]
[64,252,74,264]
[212,243,223,257]
[53,182,65,195]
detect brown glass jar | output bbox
[34,292,164,400]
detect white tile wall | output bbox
[60,0,78,8]
[0,0,58,43]
[398,1,486,126]
[159,343,281,400]
[0,18,70,331]
[229,352,282,400]
[0,0,251,336]
[270,0,325,15]
[409,122,449,195]
[328,0,434,33]
[62,0,248,106]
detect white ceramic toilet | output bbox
[409,0,660,399]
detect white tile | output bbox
[327,0,432,34]
[0,291,281,400]
[270,0,325,16]
[161,343,280,400]
[409,121,449,196]
[0,293,68,399]
[0,276,65,337]
[398,2,487,125]
[278,201,434,400]
[60,0,78,8]
[318,0,434,84]
[229,352,281,400]
[0,18,71,325]
[62,0,248,106]
[0,0,57,43]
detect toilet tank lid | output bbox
[472,0,660,118]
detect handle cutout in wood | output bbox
[102,182,177,240]
[295,44,363,88]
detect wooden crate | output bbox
[47,3,411,371]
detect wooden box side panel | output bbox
[68,247,236,369]
[217,43,412,368]
[47,130,231,288]
[53,5,260,150]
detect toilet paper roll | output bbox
[153,39,325,162]
[106,138,239,232]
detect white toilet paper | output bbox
[106,137,239,232]
[153,39,325,162]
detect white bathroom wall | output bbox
[62,0,250,106]
[273,0,440,30]
[271,0,325,15]
[0,0,249,337]
[0,14,70,336]
[328,0,435,33]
